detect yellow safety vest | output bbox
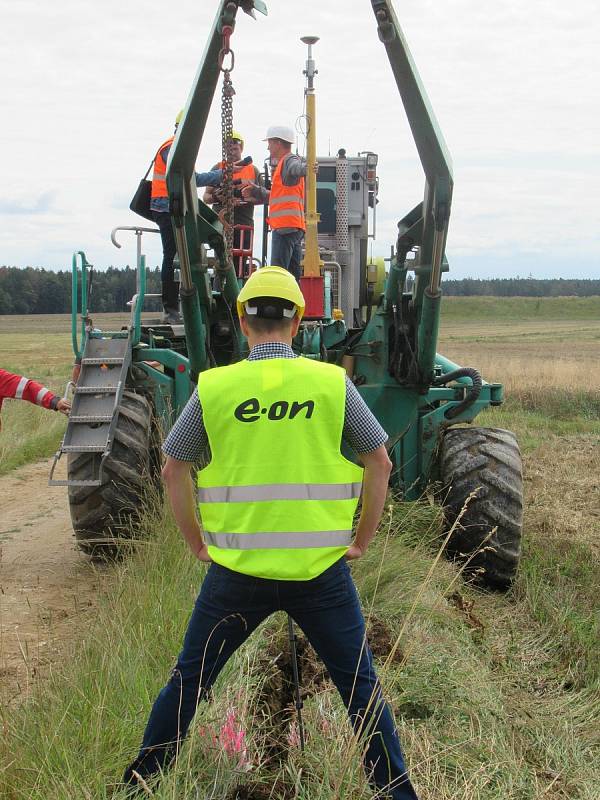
[197,357,364,580]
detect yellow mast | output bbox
[300,36,323,278]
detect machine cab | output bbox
[315,151,379,324]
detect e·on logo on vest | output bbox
[234,397,315,423]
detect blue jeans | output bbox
[270,229,304,281]
[124,559,418,799]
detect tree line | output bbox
[442,277,600,297]
[0,266,599,315]
[0,266,162,315]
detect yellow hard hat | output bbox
[175,109,184,126]
[229,130,244,145]
[237,266,305,320]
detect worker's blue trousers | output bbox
[151,210,178,311]
[270,229,304,281]
[123,558,419,799]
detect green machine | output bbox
[51,0,523,588]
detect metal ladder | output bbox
[49,336,131,486]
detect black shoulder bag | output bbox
[129,155,156,221]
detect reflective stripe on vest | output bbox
[267,154,305,231]
[198,482,362,503]
[203,529,353,550]
[269,208,304,220]
[197,357,363,580]
[151,137,174,199]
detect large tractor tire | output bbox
[67,391,162,558]
[440,427,523,589]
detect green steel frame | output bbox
[69,0,505,501]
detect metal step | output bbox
[84,338,130,359]
[69,414,113,423]
[82,357,126,366]
[75,385,120,394]
[77,365,123,390]
[70,393,116,418]
[49,331,132,489]
[64,421,112,450]
[49,478,102,487]
[62,444,107,453]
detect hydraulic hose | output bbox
[432,367,482,419]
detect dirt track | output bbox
[0,458,106,705]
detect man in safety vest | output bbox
[150,111,231,324]
[202,131,262,275]
[243,125,308,281]
[122,267,419,799]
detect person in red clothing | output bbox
[0,369,70,430]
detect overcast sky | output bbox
[2,0,598,279]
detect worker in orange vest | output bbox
[150,111,229,324]
[242,125,308,281]
[202,131,262,272]
[150,111,186,324]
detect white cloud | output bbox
[1,0,598,278]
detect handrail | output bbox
[71,250,92,360]
[111,225,159,248]
[131,254,147,346]
[109,228,164,344]
[111,225,159,295]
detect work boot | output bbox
[161,307,182,325]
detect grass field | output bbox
[1,298,599,799]
[0,312,151,474]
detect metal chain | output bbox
[221,71,235,261]
[219,26,235,266]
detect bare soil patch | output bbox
[0,458,106,705]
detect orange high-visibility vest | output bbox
[268,154,305,231]
[151,137,174,199]
[216,161,256,183]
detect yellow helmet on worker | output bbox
[237,266,305,321]
[175,109,184,126]
[229,130,244,145]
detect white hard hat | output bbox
[263,125,295,144]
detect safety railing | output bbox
[71,250,92,361]
[111,226,161,346]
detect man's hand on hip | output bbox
[194,543,213,563]
[163,456,213,563]
[345,543,364,561]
